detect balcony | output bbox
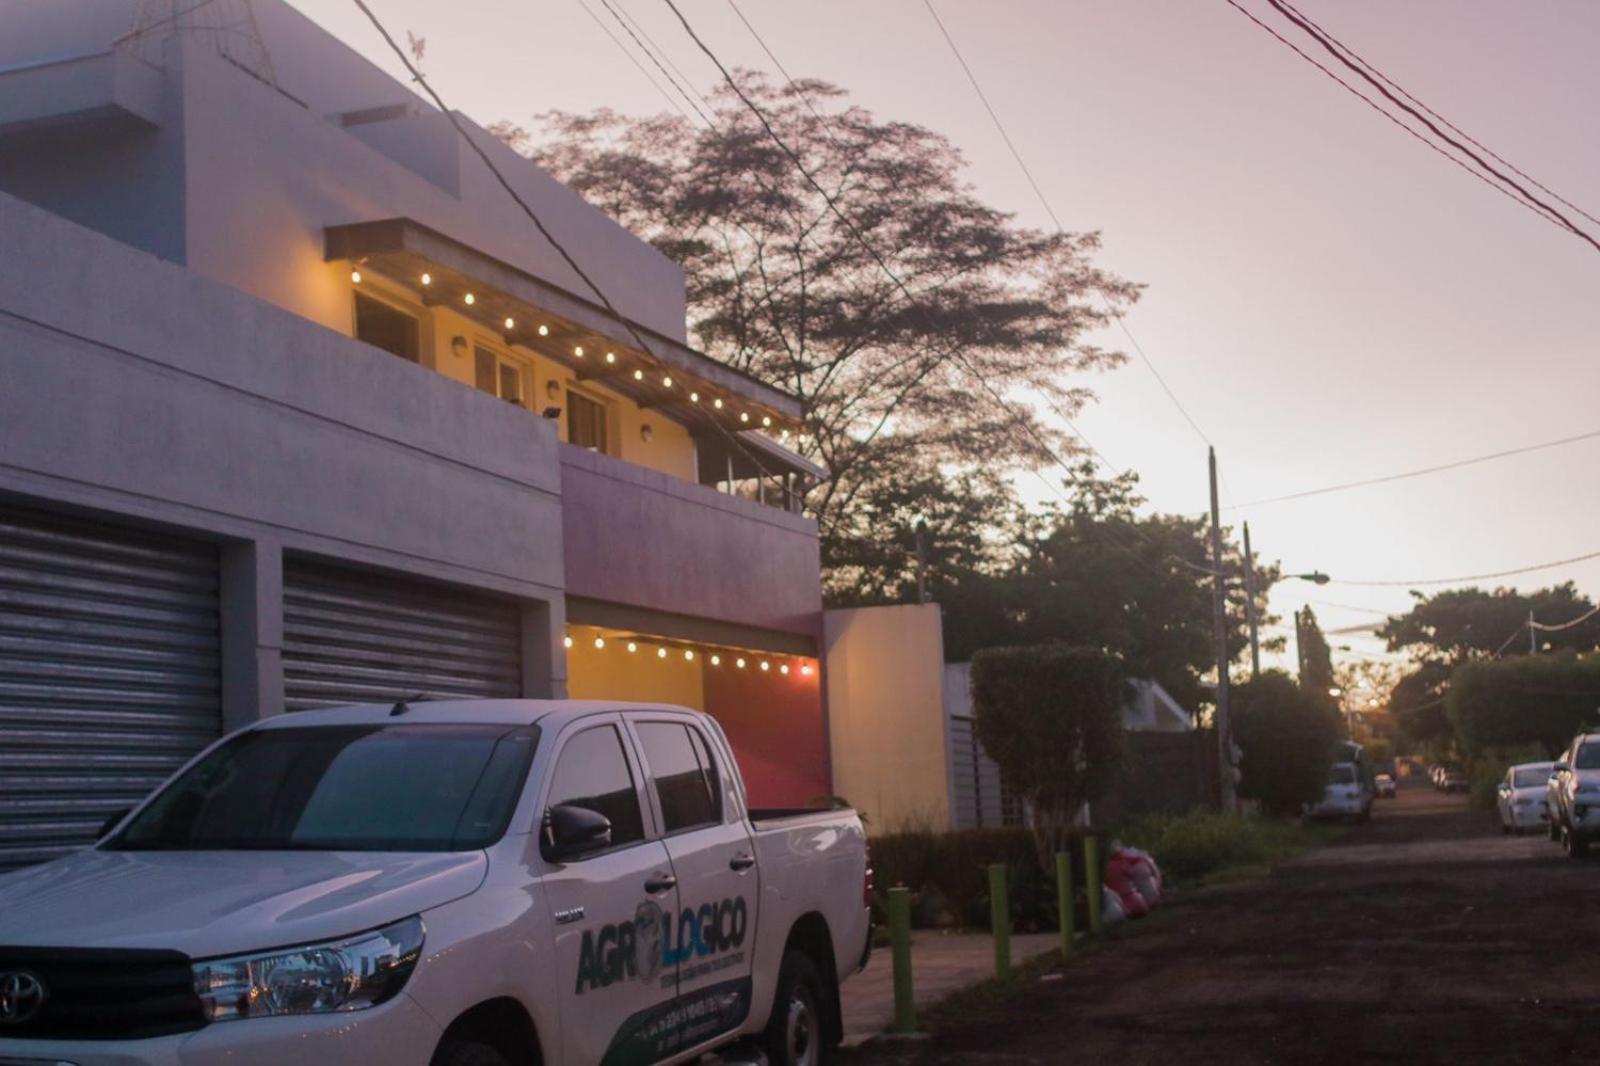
[560,444,823,640]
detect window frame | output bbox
[537,717,655,860]
[624,715,729,840]
[473,340,533,409]
[565,386,615,455]
[350,282,427,365]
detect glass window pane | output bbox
[498,363,522,406]
[568,391,610,453]
[547,726,645,846]
[111,725,536,851]
[354,292,420,362]
[636,723,719,833]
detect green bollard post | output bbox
[1084,835,1102,936]
[1056,850,1074,959]
[888,886,917,1033]
[988,863,1011,978]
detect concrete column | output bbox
[219,538,283,731]
[521,596,566,698]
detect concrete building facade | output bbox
[0,0,830,870]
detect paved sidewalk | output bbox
[841,931,1058,1044]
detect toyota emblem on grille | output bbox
[0,970,47,1025]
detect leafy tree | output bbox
[1230,672,1344,816]
[1295,607,1335,696]
[1447,652,1600,758]
[1389,661,1453,752]
[970,645,1126,867]
[499,79,1137,592]
[939,464,1279,712]
[1379,584,1600,663]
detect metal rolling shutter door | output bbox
[0,506,221,872]
[282,559,522,711]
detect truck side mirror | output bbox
[543,804,612,862]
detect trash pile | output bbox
[1101,844,1164,925]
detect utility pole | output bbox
[1529,609,1537,655]
[1243,521,1261,680]
[1209,448,1236,813]
[1293,609,1305,682]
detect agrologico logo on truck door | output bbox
[575,894,748,993]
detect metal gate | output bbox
[0,506,221,871]
[948,714,1020,829]
[282,559,523,711]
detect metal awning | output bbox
[697,428,829,484]
[325,218,803,433]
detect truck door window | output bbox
[547,725,645,847]
[636,722,721,833]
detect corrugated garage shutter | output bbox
[0,506,221,872]
[282,559,522,711]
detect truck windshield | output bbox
[1514,768,1551,788]
[108,724,538,852]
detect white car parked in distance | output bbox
[0,700,873,1066]
[1497,761,1554,834]
[1308,762,1372,822]
[1547,733,1600,857]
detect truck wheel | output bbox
[762,950,830,1066]
[430,1040,513,1066]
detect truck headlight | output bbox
[192,916,424,1021]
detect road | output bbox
[845,785,1600,1065]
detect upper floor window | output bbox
[354,292,420,363]
[474,345,528,408]
[568,389,612,454]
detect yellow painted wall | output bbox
[823,603,952,834]
[566,640,707,712]
[351,276,698,482]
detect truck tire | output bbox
[762,949,831,1066]
[430,1040,514,1066]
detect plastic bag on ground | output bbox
[1101,885,1126,925]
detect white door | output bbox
[542,720,681,1066]
[628,716,759,1051]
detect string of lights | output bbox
[564,627,816,678]
[349,0,790,488]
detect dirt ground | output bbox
[842,785,1600,1065]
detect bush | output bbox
[1117,809,1330,887]
[1231,672,1343,816]
[1467,744,1547,812]
[971,645,1125,871]
[869,826,1104,932]
[1449,653,1600,757]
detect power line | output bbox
[572,0,697,124]
[919,0,1217,453]
[1227,425,1600,510]
[1328,548,1600,589]
[348,0,781,485]
[1273,0,1600,231]
[594,0,715,127]
[1219,0,1591,246]
[1530,603,1600,633]
[1260,0,1600,254]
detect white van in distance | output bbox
[0,701,872,1066]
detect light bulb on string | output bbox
[627,641,638,653]
[710,654,721,666]
[736,657,746,669]
[657,647,668,659]
[759,660,770,671]
[420,273,432,286]
[563,636,573,649]
[683,649,695,662]
[780,663,790,675]
[593,637,605,650]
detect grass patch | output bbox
[915,945,1072,1034]
[1115,809,1340,888]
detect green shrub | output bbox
[1116,809,1330,887]
[869,826,1103,932]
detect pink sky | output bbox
[293,0,1600,671]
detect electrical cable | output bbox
[1274,0,1600,230]
[1261,0,1600,254]
[1328,548,1600,589]
[572,0,698,125]
[1530,603,1600,633]
[919,0,1218,455]
[1220,0,1590,244]
[1226,425,1600,510]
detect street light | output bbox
[1291,571,1331,585]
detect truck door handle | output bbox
[644,873,677,894]
[729,854,756,872]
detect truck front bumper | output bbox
[0,991,440,1066]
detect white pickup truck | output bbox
[0,700,872,1066]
